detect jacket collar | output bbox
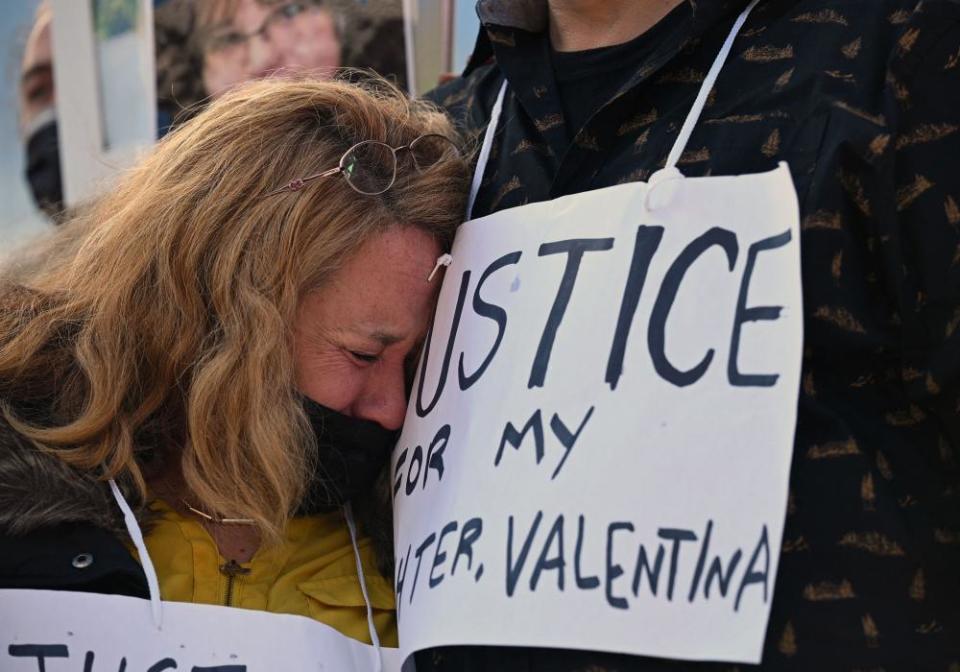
[475,0,752,34]
[461,0,759,196]
[0,413,145,539]
[476,0,547,33]
[463,0,757,161]
[465,0,753,76]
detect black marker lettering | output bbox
[392,448,408,498]
[452,517,483,576]
[8,645,69,672]
[649,228,738,387]
[409,532,437,604]
[495,410,545,467]
[405,445,423,497]
[424,425,450,488]
[87,653,128,672]
[735,525,771,612]
[549,406,595,479]
[657,527,698,601]
[530,238,615,388]
[632,543,665,597]
[429,521,458,588]
[529,515,565,592]
[416,270,470,417]
[395,543,411,614]
[728,230,792,387]
[574,514,600,590]
[506,511,543,597]
[606,226,665,390]
[687,519,713,602]
[606,521,634,609]
[704,548,743,600]
[459,251,522,390]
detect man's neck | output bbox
[548,0,685,52]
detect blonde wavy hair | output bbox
[0,76,468,542]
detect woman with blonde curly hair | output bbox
[0,75,468,646]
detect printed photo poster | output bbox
[392,165,804,664]
[32,0,158,215]
[0,0,53,253]
[94,0,156,154]
[154,0,408,133]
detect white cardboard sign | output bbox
[0,589,406,671]
[392,165,803,664]
[0,168,802,669]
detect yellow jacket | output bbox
[143,500,397,646]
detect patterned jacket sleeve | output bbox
[887,5,960,451]
[426,63,502,152]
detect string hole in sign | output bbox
[645,167,685,212]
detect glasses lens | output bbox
[266,2,308,39]
[409,134,459,173]
[205,31,245,56]
[340,141,396,195]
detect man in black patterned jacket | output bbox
[420,0,960,670]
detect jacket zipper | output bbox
[220,559,251,607]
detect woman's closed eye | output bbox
[347,349,379,364]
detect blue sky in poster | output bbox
[0,0,49,252]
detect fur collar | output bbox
[0,415,393,576]
[0,415,140,539]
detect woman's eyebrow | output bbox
[336,325,404,347]
[205,20,236,35]
[368,329,403,346]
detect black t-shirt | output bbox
[550,4,689,142]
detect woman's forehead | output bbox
[197,0,287,31]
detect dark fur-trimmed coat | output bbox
[0,416,150,596]
[0,415,395,595]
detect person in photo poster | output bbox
[195,0,344,98]
[16,2,61,221]
[0,1,53,270]
[15,0,167,231]
[0,76,467,646]
[155,0,408,131]
[423,0,960,670]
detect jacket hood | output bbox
[0,413,396,575]
[0,414,142,539]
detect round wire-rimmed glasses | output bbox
[264,133,461,198]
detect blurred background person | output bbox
[196,0,343,98]
[0,0,410,252]
[155,0,408,132]
[1,0,54,250]
[17,2,60,220]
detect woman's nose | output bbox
[247,34,284,80]
[355,360,409,431]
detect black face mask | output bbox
[24,117,64,219]
[298,396,399,513]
